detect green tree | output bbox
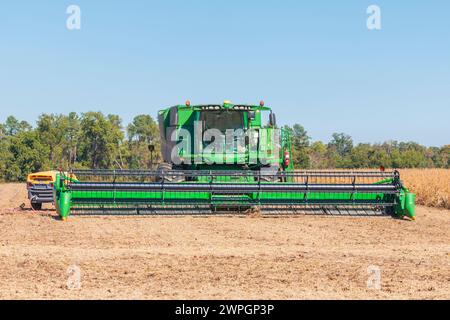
[396,142,428,168]
[2,130,48,181]
[400,150,427,168]
[326,133,353,168]
[284,124,310,168]
[4,116,31,136]
[390,148,403,168]
[32,113,82,170]
[368,146,391,168]
[309,141,328,169]
[126,114,161,169]
[329,133,353,157]
[36,114,61,165]
[0,133,10,181]
[349,143,372,168]
[441,145,450,168]
[79,112,124,169]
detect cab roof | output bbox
[159,102,271,114]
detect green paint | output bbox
[405,192,416,219]
[157,102,289,169]
[55,175,414,219]
[54,173,72,219]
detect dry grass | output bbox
[399,169,450,209]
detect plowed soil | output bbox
[0,183,449,299]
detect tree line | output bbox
[284,124,449,170]
[0,112,161,182]
[0,113,448,181]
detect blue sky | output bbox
[0,1,449,146]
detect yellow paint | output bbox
[27,171,77,185]
[27,171,58,184]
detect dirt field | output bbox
[0,183,449,300]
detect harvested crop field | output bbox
[0,183,449,300]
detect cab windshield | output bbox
[201,111,244,133]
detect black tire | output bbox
[258,165,281,182]
[31,202,42,211]
[156,163,172,182]
[156,163,185,183]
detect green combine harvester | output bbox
[54,101,415,220]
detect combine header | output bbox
[54,101,415,220]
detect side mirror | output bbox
[269,112,277,127]
[170,107,178,127]
[248,111,256,122]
